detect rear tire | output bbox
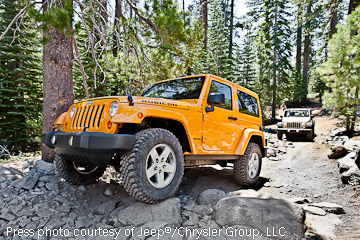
[234,143,262,187]
[120,128,184,203]
[277,131,283,140]
[55,154,106,185]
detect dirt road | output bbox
[181,115,360,239]
[258,116,360,239]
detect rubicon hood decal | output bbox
[137,98,189,110]
[141,99,178,107]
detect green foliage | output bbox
[0,0,42,153]
[246,0,293,119]
[72,0,203,99]
[318,5,360,132]
[30,0,73,33]
[192,0,235,79]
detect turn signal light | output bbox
[65,122,68,129]
[138,112,143,119]
[107,121,112,129]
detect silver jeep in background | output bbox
[277,108,315,141]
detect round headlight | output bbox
[69,107,75,118]
[109,101,118,117]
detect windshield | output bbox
[284,110,309,117]
[141,77,205,100]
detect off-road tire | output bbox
[307,130,314,141]
[55,154,106,185]
[277,131,283,140]
[234,143,262,187]
[120,128,184,203]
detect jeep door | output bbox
[202,79,237,151]
[234,89,261,140]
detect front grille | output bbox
[71,103,105,130]
[287,122,301,128]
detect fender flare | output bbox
[54,112,67,125]
[235,129,265,155]
[111,108,196,153]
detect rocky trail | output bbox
[0,116,359,240]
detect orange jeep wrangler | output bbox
[42,74,267,203]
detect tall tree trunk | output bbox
[100,0,108,22]
[271,4,278,121]
[327,0,339,94]
[329,1,338,39]
[302,0,312,103]
[113,0,122,57]
[41,0,74,162]
[200,0,208,50]
[228,0,234,59]
[295,3,302,102]
[183,0,185,22]
[348,0,360,14]
[350,86,359,134]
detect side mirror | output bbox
[311,114,314,118]
[205,93,225,112]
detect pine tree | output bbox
[318,5,360,134]
[247,0,293,120]
[0,0,42,153]
[236,30,257,90]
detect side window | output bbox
[209,81,232,110]
[237,90,259,117]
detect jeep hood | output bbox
[282,117,310,123]
[119,96,190,110]
[76,96,190,110]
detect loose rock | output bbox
[11,172,39,190]
[288,197,312,204]
[269,156,280,161]
[341,167,360,184]
[97,200,120,215]
[303,206,326,216]
[309,202,345,214]
[197,189,226,205]
[0,166,24,182]
[214,197,304,239]
[35,160,55,174]
[328,146,348,159]
[118,198,182,227]
[337,154,358,173]
[344,139,360,152]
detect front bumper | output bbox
[42,131,135,166]
[277,128,312,134]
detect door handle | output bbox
[228,116,237,121]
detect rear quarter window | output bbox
[237,90,259,118]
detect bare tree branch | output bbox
[125,0,161,34]
[0,1,38,42]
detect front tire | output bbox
[120,128,184,203]
[234,143,262,187]
[277,131,283,140]
[55,154,106,185]
[307,130,314,141]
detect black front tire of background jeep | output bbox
[233,143,262,187]
[307,130,314,141]
[277,131,283,140]
[55,154,106,185]
[120,128,184,203]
